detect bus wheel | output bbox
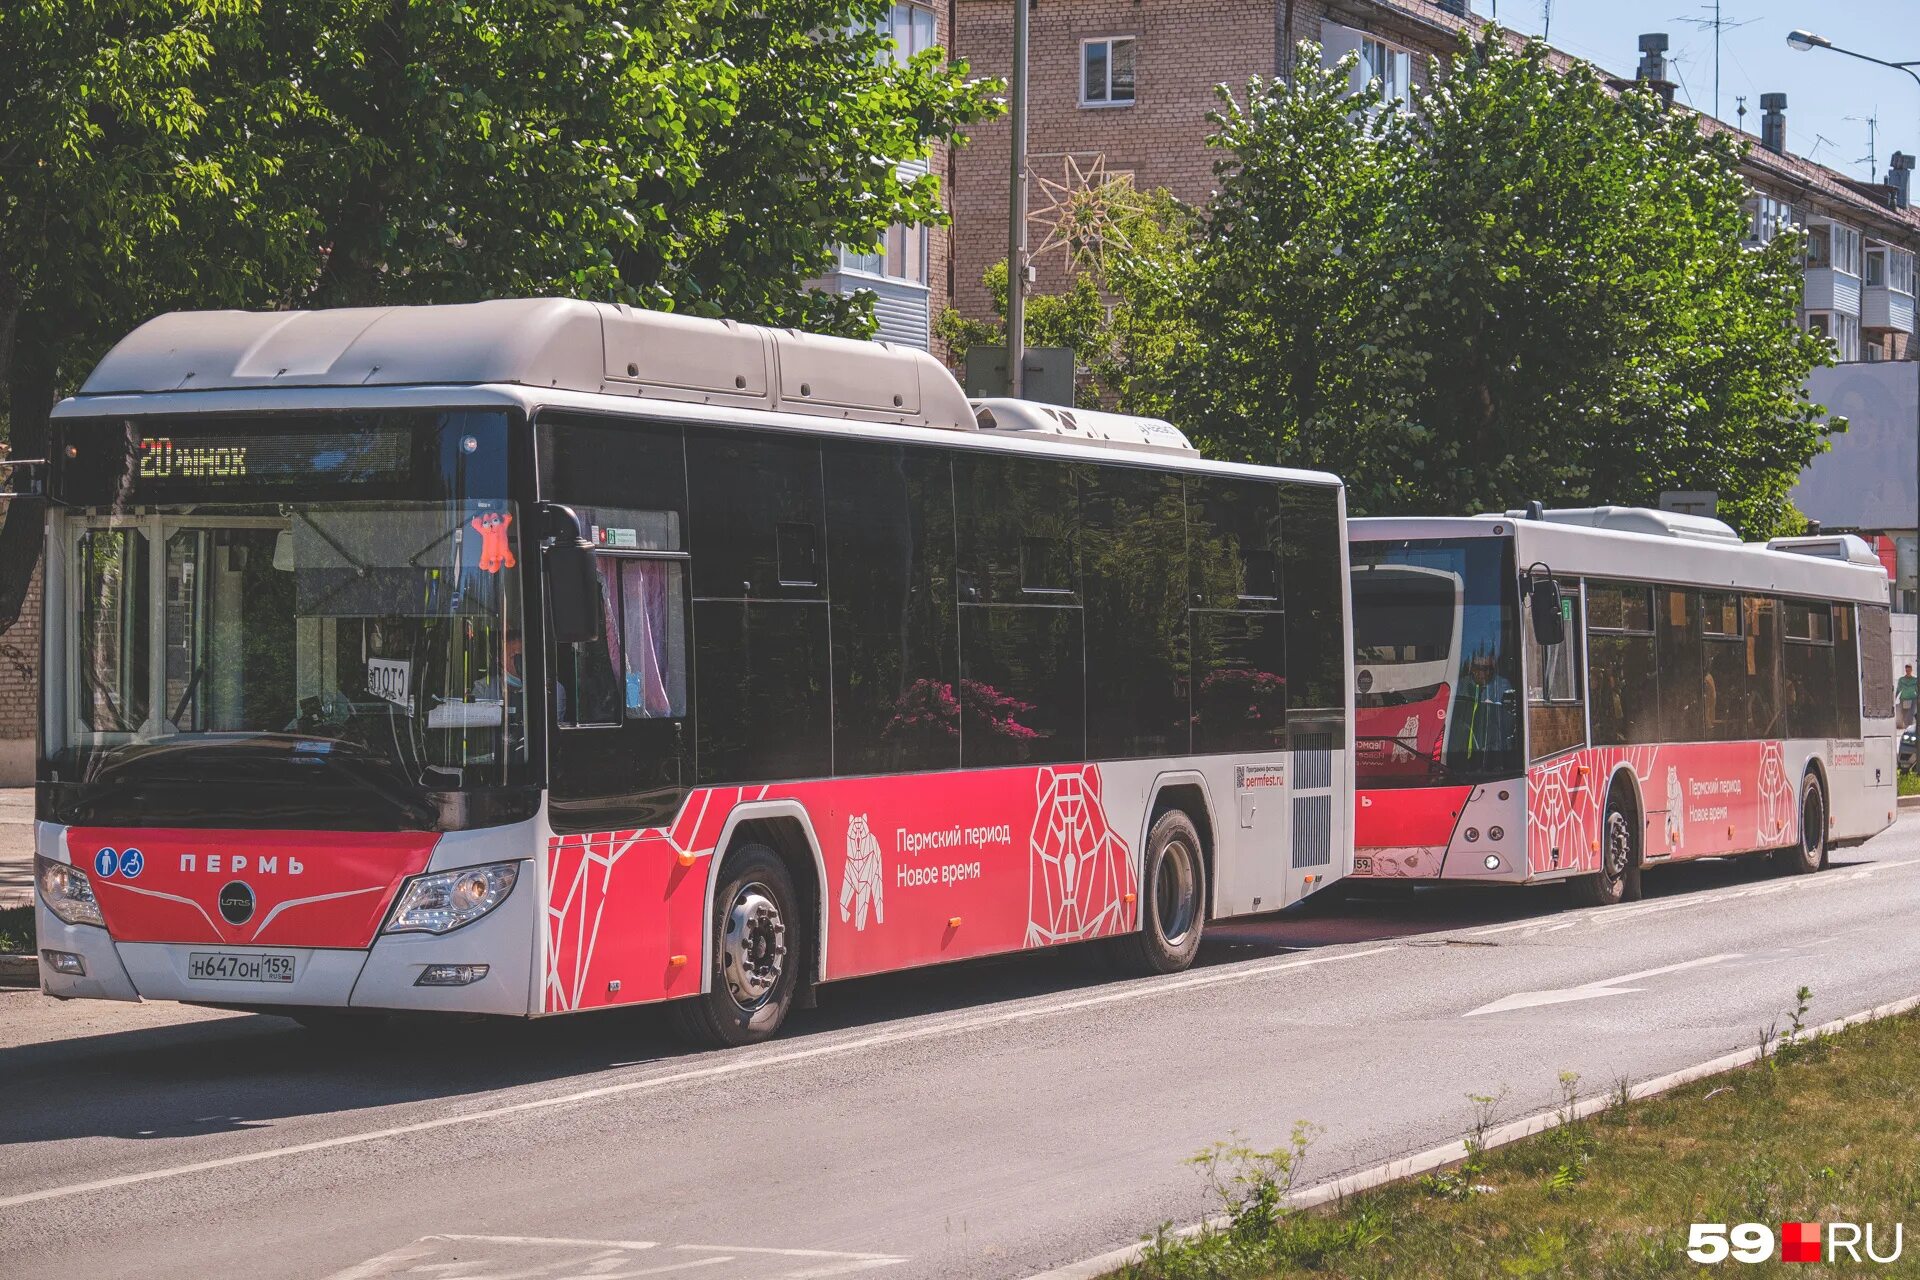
[1569,794,1640,908]
[671,843,802,1048]
[1776,771,1829,875]
[1107,810,1206,976]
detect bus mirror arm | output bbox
[1524,563,1566,647]
[541,503,604,646]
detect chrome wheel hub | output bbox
[1603,810,1632,883]
[1155,838,1198,945]
[722,883,786,1010]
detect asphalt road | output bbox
[5,818,1920,1280]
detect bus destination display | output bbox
[135,430,415,488]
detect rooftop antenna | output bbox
[1809,132,1837,163]
[1846,110,1880,178]
[1735,93,1748,131]
[1673,1,1758,120]
[1541,0,1551,40]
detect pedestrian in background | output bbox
[1898,664,1917,729]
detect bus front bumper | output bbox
[34,869,538,1016]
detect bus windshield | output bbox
[1350,536,1521,786]
[41,410,530,830]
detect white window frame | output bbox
[1360,36,1412,109]
[837,223,929,287]
[1806,309,1860,362]
[880,2,937,65]
[1080,35,1136,108]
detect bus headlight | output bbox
[383,862,519,936]
[37,856,105,927]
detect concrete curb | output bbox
[0,953,38,989]
[1028,990,1920,1280]
[1897,793,1920,810]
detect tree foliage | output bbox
[1173,30,1833,537]
[0,0,999,628]
[936,187,1195,415]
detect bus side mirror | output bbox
[542,504,604,646]
[1530,575,1565,647]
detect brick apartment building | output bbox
[946,0,1920,361]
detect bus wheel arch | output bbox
[1569,773,1642,908]
[1145,777,1215,922]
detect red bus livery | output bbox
[1350,508,1896,904]
[33,300,1354,1044]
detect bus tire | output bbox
[670,843,802,1049]
[1569,791,1640,908]
[1107,810,1206,976]
[1776,771,1829,875]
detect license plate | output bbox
[188,952,296,983]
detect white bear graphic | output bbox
[839,813,885,931]
[1665,765,1684,850]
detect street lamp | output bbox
[1786,29,1920,144]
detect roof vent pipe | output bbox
[1635,34,1676,105]
[1888,152,1914,209]
[1760,93,1788,154]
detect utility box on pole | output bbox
[964,346,1074,406]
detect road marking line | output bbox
[322,1234,905,1280]
[1462,952,1742,1017]
[0,945,1395,1210]
[1027,988,1920,1280]
[1460,857,1920,939]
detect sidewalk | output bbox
[0,787,33,907]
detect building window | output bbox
[1866,244,1916,294]
[1806,221,1862,276]
[1806,310,1861,361]
[1746,193,1797,245]
[880,2,936,64]
[840,224,928,285]
[1081,36,1135,107]
[1361,37,1412,108]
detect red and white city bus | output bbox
[1350,507,1897,904]
[32,299,1353,1044]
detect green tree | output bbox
[936,187,1195,415]
[1175,31,1833,537]
[0,0,1000,628]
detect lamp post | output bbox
[1787,29,1920,155]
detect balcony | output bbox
[1862,284,1916,337]
[1803,267,1862,316]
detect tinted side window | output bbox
[1188,476,1282,609]
[1701,591,1748,743]
[1832,605,1860,738]
[1782,600,1836,740]
[693,599,832,783]
[686,427,825,600]
[1745,596,1783,739]
[1860,604,1893,720]
[1193,611,1287,753]
[1278,483,1347,723]
[824,443,960,776]
[686,428,831,783]
[1081,463,1188,759]
[1586,580,1657,747]
[954,452,1084,767]
[1655,588,1701,743]
[953,452,1077,603]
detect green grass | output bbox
[1899,769,1920,798]
[0,904,33,954]
[1122,998,1920,1279]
